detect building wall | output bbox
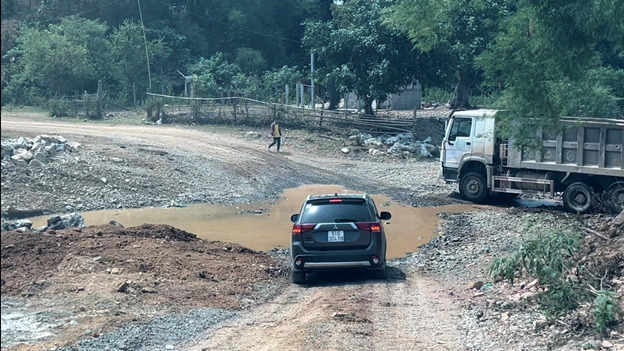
[343,81,422,111]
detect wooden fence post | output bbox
[319,110,323,128]
[233,98,237,123]
[96,80,102,118]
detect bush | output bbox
[422,88,453,106]
[489,215,583,314]
[593,290,620,334]
[47,99,73,117]
[489,215,621,332]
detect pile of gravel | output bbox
[59,308,236,351]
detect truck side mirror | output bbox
[379,211,391,220]
[290,214,299,223]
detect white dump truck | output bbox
[439,109,624,213]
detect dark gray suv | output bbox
[289,193,392,284]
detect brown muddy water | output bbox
[29,185,486,258]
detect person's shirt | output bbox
[271,123,281,137]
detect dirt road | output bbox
[186,275,461,351]
[1,113,465,350]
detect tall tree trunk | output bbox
[328,77,339,110]
[364,97,375,115]
[451,72,471,109]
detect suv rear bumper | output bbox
[304,261,371,269]
[291,240,385,272]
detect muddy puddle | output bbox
[29,185,487,258]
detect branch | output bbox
[582,227,610,241]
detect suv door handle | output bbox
[466,142,471,145]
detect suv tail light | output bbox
[292,224,315,235]
[356,222,381,233]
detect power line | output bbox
[75,0,124,16]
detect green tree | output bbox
[261,65,304,102]
[187,52,242,97]
[304,0,418,115]
[108,19,172,103]
[235,48,267,76]
[3,17,109,104]
[384,0,512,109]
[477,0,624,147]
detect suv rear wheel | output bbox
[372,263,387,280]
[291,270,305,284]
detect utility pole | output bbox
[177,70,192,97]
[310,53,315,109]
[137,0,151,91]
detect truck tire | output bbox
[291,270,305,284]
[604,182,624,213]
[563,182,594,213]
[459,172,489,203]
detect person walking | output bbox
[268,119,282,152]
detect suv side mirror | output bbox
[290,214,299,223]
[379,211,391,220]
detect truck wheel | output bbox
[604,182,624,213]
[563,182,594,213]
[291,270,305,284]
[459,172,488,203]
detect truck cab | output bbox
[439,109,498,202]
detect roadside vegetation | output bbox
[490,214,621,335]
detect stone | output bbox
[110,267,120,275]
[116,281,129,293]
[67,141,82,151]
[601,340,613,349]
[614,210,624,226]
[1,142,15,159]
[11,150,33,162]
[29,159,45,168]
[47,212,86,230]
[13,159,28,167]
[467,281,484,290]
[49,135,67,144]
[33,151,47,163]
[341,148,350,154]
[141,286,157,293]
[111,157,124,163]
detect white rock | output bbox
[67,141,82,151]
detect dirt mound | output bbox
[1,223,288,348]
[1,223,286,304]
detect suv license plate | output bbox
[328,230,344,242]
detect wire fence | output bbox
[146,93,420,135]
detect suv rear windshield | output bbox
[300,199,372,223]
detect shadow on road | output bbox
[299,266,406,287]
